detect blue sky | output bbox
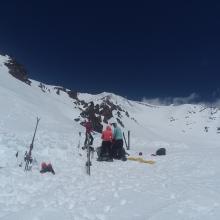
[0,0,220,102]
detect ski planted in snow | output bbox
[77,131,83,156]
[84,133,92,175]
[123,132,128,150]
[86,144,91,175]
[24,117,40,171]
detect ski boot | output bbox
[86,161,92,166]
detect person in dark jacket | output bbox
[83,119,94,146]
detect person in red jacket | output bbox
[83,119,94,146]
[97,125,113,161]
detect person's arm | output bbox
[113,129,116,139]
[110,132,113,141]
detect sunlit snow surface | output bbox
[0,54,220,220]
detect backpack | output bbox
[156,148,166,156]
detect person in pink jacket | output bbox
[97,125,113,161]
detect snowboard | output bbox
[128,157,155,164]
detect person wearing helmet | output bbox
[112,123,127,161]
[97,125,113,161]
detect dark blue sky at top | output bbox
[0,0,220,101]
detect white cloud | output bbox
[204,99,220,108]
[142,93,200,106]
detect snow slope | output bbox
[0,54,220,220]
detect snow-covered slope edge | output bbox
[1,54,220,145]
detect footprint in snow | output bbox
[114,192,119,198]
[68,202,75,210]
[104,205,111,213]
[170,194,176,199]
[120,200,127,206]
[89,196,96,201]
[96,214,106,220]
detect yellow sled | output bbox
[128,157,156,164]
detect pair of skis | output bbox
[77,132,92,175]
[84,133,93,176]
[85,142,91,176]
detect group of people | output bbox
[83,119,127,162]
[19,119,126,175]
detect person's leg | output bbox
[111,141,117,159]
[106,142,113,158]
[112,140,120,159]
[100,141,105,157]
[98,141,106,161]
[116,140,122,159]
[104,141,109,156]
[99,141,104,158]
[109,142,113,159]
[118,140,126,160]
[89,133,94,145]
[84,133,88,146]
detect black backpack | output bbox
[156,148,166,156]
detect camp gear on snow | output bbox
[40,162,55,175]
